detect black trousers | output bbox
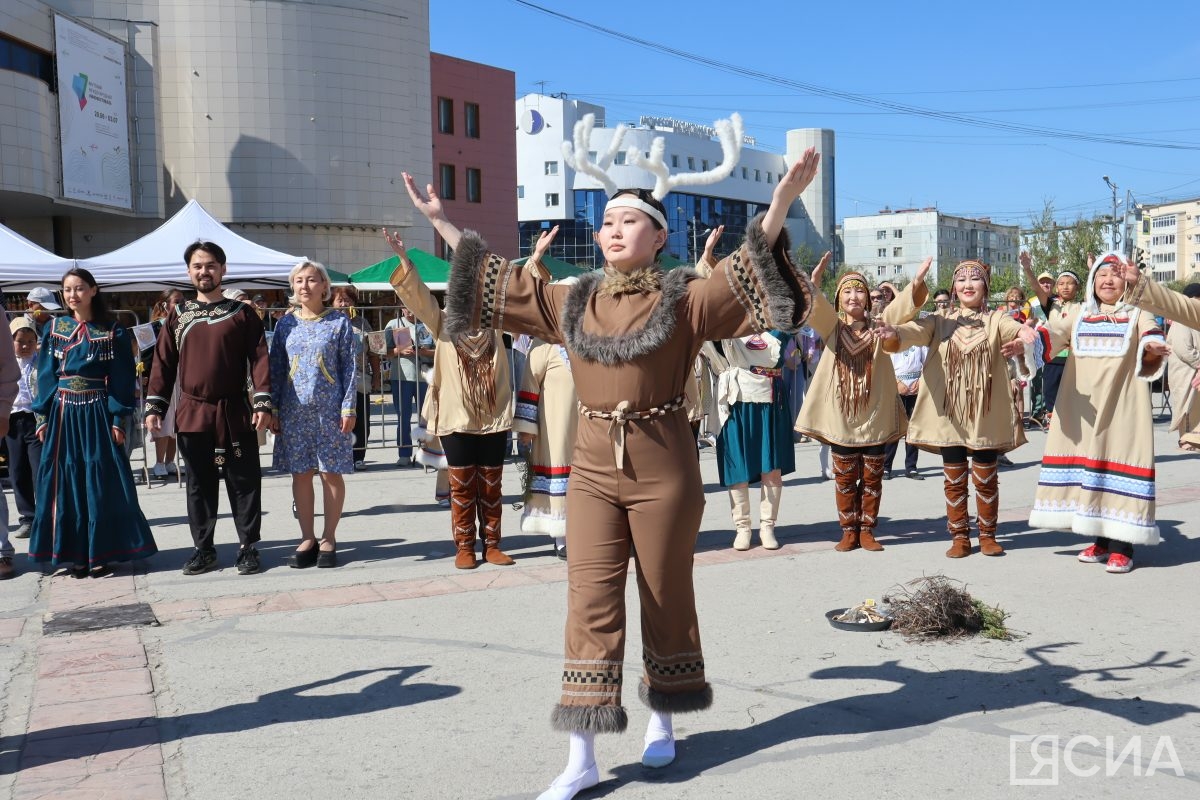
[177,431,262,552]
[353,391,370,462]
[831,443,886,456]
[4,411,42,524]
[884,394,919,473]
[940,446,997,465]
[441,431,509,467]
[1043,359,1067,413]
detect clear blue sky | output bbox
[431,0,1200,228]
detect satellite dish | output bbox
[520,109,545,135]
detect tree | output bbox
[1024,200,1107,280]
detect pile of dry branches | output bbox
[884,575,1011,640]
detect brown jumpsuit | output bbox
[443,217,813,733]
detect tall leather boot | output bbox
[973,460,1004,556]
[858,454,886,551]
[833,452,862,551]
[449,465,479,569]
[477,464,515,565]
[758,484,782,550]
[729,485,753,550]
[943,461,972,558]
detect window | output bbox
[464,102,480,138]
[466,168,481,203]
[893,246,903,257]
[671,155,679,168]
[545,193,559,207]
[1151,234,1176,246]
[687,157,695,170]
[437,97,454,134]
[755,170,762,181]
[1152,252,1176,264]
[0,36,54,85]
[894,265,904,274]
[1154,270,1174,282]
[877,230,887,240]
[544,161,558,176]
[517,185,524,199]
[742,167,748,179]
[877,248,887,258]
[893,229,903,238]
[1151,215,1176,230]
[778,174,785,183]
[876,266,887,277]
[766,172,772,184]
[702,159,709,171]
[614,151,626,165]
[439,164,455,199]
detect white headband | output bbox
[603,195,668,230]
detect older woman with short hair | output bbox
[269,261,358,568]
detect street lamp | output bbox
[1103,176,1122,251]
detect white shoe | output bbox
[536,763,599,800]
[165,462,178,476]
[641,736,676,768]
[150,463,168,478]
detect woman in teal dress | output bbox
[28,268,156,576]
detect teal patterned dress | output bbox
[28,317,156,567]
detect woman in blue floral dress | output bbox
[269,261,358,568]
[29,268,157,576]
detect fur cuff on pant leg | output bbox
[639,682,714,713]
[550,703,628,733]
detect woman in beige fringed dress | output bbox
[1165,283,1200,451]
[883,259,1037,559]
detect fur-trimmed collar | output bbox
[563,267,696,365]
[598,266,662,297]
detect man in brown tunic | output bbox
[145,242,273,576]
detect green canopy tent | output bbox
[658,253,689,269]
[348,247,450,290]
[511,254,591,281]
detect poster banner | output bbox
[54,15,132,210]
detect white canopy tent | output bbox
[76,199,306,290]
[0,223,76,290]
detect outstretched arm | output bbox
[1019,251,1051,309]
[761,148,820,249]
[809,250,832,288]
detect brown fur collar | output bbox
[597,266,662,297]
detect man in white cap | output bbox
[24,287,61,337]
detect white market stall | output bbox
[0,223,76,290]
[76,199,306,290]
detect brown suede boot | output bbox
[833,452,861,551]
[943,461,971,558]
[449,465,479,569]
[477,464,515,566]
[973,460,1004,556]
[858,454,886,551]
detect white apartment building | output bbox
[1135,198,1200,284]
[842,208,1019,285]
[514,93,835,267]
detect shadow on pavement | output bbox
[598,644,1197,793]
[4,666,460,774]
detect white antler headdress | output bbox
[561,113,744,201]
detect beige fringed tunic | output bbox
[1166,320,1200,449]
[794,289,906,447]
[513,340,577,536]
[883,283,1028,453]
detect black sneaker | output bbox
[235,547,260,575]
[182,548,218,576]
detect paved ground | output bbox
[1,423,1198,799]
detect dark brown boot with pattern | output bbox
[449,465,479,569]
[477,464,515,565]
[943,461,972,558]
[973,460,1004,556]
[833,452,862,551]
[858,453,886,551]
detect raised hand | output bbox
[1019,251,1032,272]
[532,225,560,262]
[702,224,725,265]
[382,228,415,277]
[914,256,932,286]
[775,147,820,205]
[810,250,832,286]
[402,172,444,223]
[1143,340,1171,359]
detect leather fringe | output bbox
[834,324,874,419]
[944,338,992,425]
[454,330,497,414]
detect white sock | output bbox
[566,731,595,774]
[538,732,599,800]
[642,711,675,768]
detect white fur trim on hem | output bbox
[1029,509,1160,546]
[520,511,567,537]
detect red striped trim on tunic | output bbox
[1041,454,1154,479]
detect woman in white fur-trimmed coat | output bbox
[1027,252,1171,574]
